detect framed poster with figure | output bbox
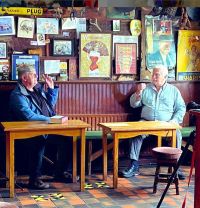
[79,32,112,78]
[177,30,200,81]
[115,43,137,75]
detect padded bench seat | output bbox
[85,131,113,175]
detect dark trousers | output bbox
[27,135,72,181]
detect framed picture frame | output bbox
[177,30,200,81]
[52,39,74,56]
[0,16,15,36]
[17,17,35,39]
[0,59,9,80]
[79,32,112,78]
[115,43,137,75]
[11,54,39,80]
[0,42,7,59]
[37,18,59,34]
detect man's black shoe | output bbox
[29,179,50,189]
[178,171,186,180]
[122,165,140,178]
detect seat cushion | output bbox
[152,147,182,160]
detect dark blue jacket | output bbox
[9,82,59,122]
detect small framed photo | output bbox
[0,42,7,59]
[17,17,35,38]
[11,54,39,80]
[113,20,120,31]
[0,16,15,36]
[115,43,137,75]
[0,59,9,80]
[37,18,59,34]
[53,39,74,56]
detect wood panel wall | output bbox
[1,81,200,129]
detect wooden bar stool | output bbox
[152,147,182,195]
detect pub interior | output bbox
[0,0,200,207]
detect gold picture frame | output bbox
[79,32,112,78]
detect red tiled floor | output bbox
[0,165,194,208]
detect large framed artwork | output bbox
[115,43,137,75]
[11,54,39,80]
[79,33,112,78]
[142,15,176,80]
[0,16,15,36]
[177,30,200,81]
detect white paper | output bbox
[44,60,60,74]
[76,18,86,38]
[62,18,77,30]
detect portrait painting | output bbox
[143,15,176,80]
[79,33,112,78]
[17,17,35,38]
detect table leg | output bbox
[172,130,176,147]
[80,129,86,191]
[72,136,77,183]
[7,134,14,198]
[102,130,107,181]
[157,136,162,147]
[6,133,10,189]
[113,134,119,189]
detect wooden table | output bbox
[189,110,200,208]
[0,120,90,197]
[98,121,180,189]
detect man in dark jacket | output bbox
[9,65,59,189]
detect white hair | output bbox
[153,65,168,78]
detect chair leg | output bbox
[153,165,160,194]
[88,140,92,176]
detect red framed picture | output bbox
[115,43,137,75]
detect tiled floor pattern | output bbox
[0,166,194,208]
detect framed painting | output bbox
[11,54,39,80]
[17,17,35,38]
[177,30,200,81]
[0,42,7,59]
[115,43,137,75]
[53,39,74,56]
[143,15,176,81]
[0,16,15,36]
[37,18,59,34]
[79,32,112,78]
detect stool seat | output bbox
[152,147,182,160]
